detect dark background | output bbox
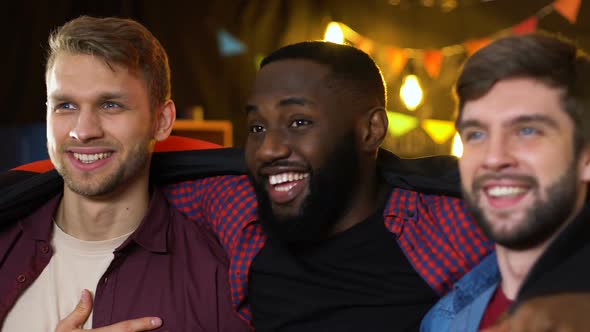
[2,0,589,170]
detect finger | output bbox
[91,317,162,332]
[55,289,93,331]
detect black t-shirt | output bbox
[249,207,438,332]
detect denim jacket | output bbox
[420,253,500,332]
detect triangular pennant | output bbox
[464,38,492,56]
[357,38,375,55]
[217,30,246,56]
[512,16,539,34]
[387,47,409,77]
[387,111,419,137]
[421,119,456,144]
[554,0,582,23]
[424,50,444,78]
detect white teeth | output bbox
[275,183,297,192]
[268,172,309,185]
[73,152,112,164]
[488,186,527,197]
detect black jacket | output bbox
[516,202,590,307]
[0,148,461,223]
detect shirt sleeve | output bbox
[415,193,494,295]
[215,262,252,332]
[162,175,257,254]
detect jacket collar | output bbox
[517,202,590,303]
[452,252,500,312]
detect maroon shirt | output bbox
[478,286,513,331]
[0,189,248,332]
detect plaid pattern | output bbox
[164,175,493,323]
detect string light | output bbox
[451,132,463,157]
[400,74,423,111]
[324,22,345,44]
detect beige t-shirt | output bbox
[3,223,131,331]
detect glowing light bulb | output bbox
[451,132,463,157]
[400,75,423,111]
[324,22,344,44]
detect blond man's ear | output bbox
[153,100,176,142]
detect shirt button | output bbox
[17,274,26,283]
[407,210,415,218]
[40,244,50,254]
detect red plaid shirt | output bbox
[163,175,493,322]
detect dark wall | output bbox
[1,0,327,144]
[2,0,589,170]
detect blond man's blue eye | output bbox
[520,127,536,135]
[103,102,120,108]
